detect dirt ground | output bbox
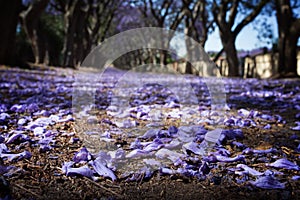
[1,66,300,200]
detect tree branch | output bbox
[228,0,239,28]
[233,0,270,36]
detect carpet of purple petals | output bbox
[0,66,300,200]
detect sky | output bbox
[170,14,300,57]
[205,15,278,52]
[205,14,300,52]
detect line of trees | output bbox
[0,0,299,77]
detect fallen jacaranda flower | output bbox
[168,125,178,135]
[242,147,277,155]
[17,118,27,126]
[250,176,286,189]
[0,113,10,123]
[292,175,300,181]
[143,158,161,166]
[237,108,251,117]
[143,139,164,152]
[39,145,52,153]
[214,147,231,157]
[155,148,185,163]
[89,157,116,181]
[164,139,181,149]
[203,154,245,163]
[160,167,175,175]
[139,129,160,139]
[263,124,272,129]
[6,132,30,144]
[235,164,264,176]
[215,154,245,163]
[73,147,92,163]
[0,164,14,175]
[0,151,31,161]
[291,122,300,130]
[0,144,8,153]
[33,127,45,136]
[199,161,210,175]
[126,149,152,159]
[61,161,94,179]
[182,142,204,155]
[0,136,5,144]
[129,138,143,149]
[10,105,26,113]
[266,158,300,171]
[231,141,247,149]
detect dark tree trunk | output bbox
[62,0,79,67]
[20,0,49,64]
[221,35,239,76]
[275,0,300,76]
[0,0,22,66]
[284,33,298,75]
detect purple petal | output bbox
[199,161,210,175]
[155,148,185,163]
[292,175,300,181]
[62,163,94,179]
[6,132,30,144]
[39,145,52,152]
[0,113,10,122]
[0,136,5,143]
[291,125,300,131]
[202,155,218,163]
[94,151,112,164]
[143,158,161,166]
[26,103,39,113]
[168,126,178,135]
[238,108,250,117]
[250,176,285,189]
[17,118,27,126]
[260,114,274,121]
[73,147,92,163]
[263,124,272,129]
[231,141,247,149]
[160,167,175,175]
[90,158,116,181]
[129,138,143,149]
[215,154,245,163]
[0,151,31,161]
[243,147,277,155]
[126,149,151,158]
[214,147,231,157]
[236,164,264,176]
[0,164,14,174]
[182,142,204,155]
[205,128,222,143]
[164,139,181,149]
[157,130,170,138]
[143,140,164,152]
[267,158,300,170]
[10,104,26,113]
[0,144,9,153]
[139,129,160,139]
[33,127,45,136]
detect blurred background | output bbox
[0,0,299,78]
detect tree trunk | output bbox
[62,0,78,67]
[20,0,49,64]
[284,33,298,75]
[275,0,300,76]
[0,0,22,66]
[220,33,239,76]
